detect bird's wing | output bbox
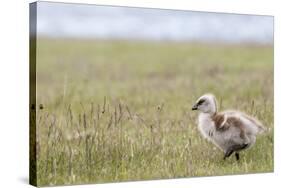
[240,113,266,133]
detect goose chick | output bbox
[192,93,265,161]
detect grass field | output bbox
[34,38,273,186]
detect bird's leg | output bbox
[224,149,234,160]
[225,143,248,161]
[235,152,240,161]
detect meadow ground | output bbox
[34,39,273,186]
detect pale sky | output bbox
[36,1,274,44]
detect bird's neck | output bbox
[201,109,217,117]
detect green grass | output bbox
[34,38,273,186]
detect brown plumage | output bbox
[211,113,247,139]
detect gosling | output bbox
[192,93,265,161]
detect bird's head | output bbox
[192,93,217,115]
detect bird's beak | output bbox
[192,104,198,111]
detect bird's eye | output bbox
[197,99,205,105]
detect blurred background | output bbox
[37,2,273,44]
[35,1,274,113]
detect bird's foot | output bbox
[235,152,240,161]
